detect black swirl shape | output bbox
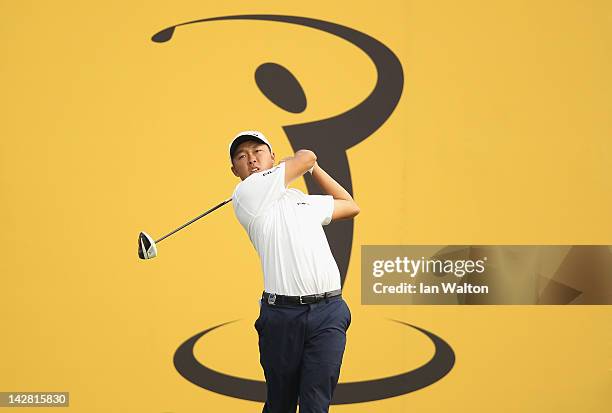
[153,15,450,404]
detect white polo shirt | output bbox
[231,162,342,296]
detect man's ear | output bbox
[230,164,239,177]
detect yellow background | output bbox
[1,0,611,411]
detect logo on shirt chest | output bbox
[296,202,310,206]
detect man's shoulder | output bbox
[231,163,288,217]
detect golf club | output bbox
[138,197,232,260]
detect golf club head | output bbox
[138,231,158,260]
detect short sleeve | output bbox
[308,194,334,226]
[233,162,287,218]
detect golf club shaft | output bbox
[155,198,232,244]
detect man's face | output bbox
[230,140,275,181]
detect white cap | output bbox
[229,130,273,161]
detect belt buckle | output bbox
[267,293,276,305]
[299,295,305,305]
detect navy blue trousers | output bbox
[254,294,351,413]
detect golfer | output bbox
[228,130,359,412]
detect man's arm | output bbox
[311,162,360,221]
[281,149,317,186]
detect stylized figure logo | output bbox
[151,14,455,403]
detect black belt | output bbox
[262,289,342,305]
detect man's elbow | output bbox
[350,202,360,218]
[332,199,360,221]
[296,149,317,168]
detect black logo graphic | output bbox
[151,14,455,404]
